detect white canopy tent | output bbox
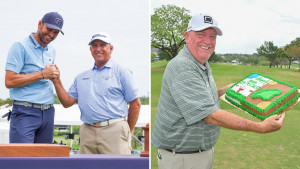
[0,104,11,143]
[53,104,150,127]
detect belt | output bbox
[164,149,205,154]
[86,116,128,127]
[13,100,53,110]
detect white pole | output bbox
[70,125,73,150]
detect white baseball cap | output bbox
[88,32,112,45]
[187,14,223,36]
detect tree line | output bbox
[151,5,300,71]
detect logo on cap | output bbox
[91,34,106,40]
[55,18,62,26]
[204,16,213,24]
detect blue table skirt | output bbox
[0,154,149,169]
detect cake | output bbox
[225,73,300,120]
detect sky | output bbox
[151,0,300,54]
[0,0,150,100]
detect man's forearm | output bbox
[205,109,263,132]
[127,98,141,132]
[5,64,59,88]
[5,70,43,88]
[204,109,284,133]
[53,79,76,108]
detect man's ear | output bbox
[38,20,43,30]
[110,45,114,54]
[184,31,189,44]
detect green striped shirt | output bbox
[152,45,221,152]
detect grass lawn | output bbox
[53,135,80,150]
[151,61,300,169]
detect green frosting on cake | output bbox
[251,89,282,101]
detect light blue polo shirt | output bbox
[68,59,139,124]
[5,33,56,104]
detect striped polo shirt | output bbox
[152,45,221,152]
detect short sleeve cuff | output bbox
[185,105,220,125]
[125,89,139,102]
[5,64,20,73]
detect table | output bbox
[0,154,149,169]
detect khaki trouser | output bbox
[79,121,131,154]
[157,148,214,169]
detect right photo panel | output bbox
[151,0,300,169]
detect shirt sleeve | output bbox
[52,48,56,64]
[121,68,139,102]
[5,42,25,73]
[169,69,220,125]
[68,77,78,100]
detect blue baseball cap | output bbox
[42,12,64,35]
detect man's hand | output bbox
[50,65,60,84]
[42,64,59,79]
[260,113,285,133]
[218,83,235,97]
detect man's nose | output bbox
[48,31,55,38]
[95,46,103,51]
[203,36,211,44]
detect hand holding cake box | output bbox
[225,73,300,120]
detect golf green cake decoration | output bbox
[251,89,282,101]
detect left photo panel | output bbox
[0,0,150,168]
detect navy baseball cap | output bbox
[42,12,64,35]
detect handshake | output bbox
[41,64,60,80]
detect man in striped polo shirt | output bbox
[152,14,285,169]
[52,32,141,154]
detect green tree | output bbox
[157,49,170,60]
[289,37,300,46]
[247,55,259,66]
[54,94,61,104]
[257,41,279,68]
[0,98,13,106]
[208,52,223,63]
[284,37,300,69]
[286,44,300,71]
[140,95,149,105]
[151,52,156,62]
[151,5,191,60]
[276,47,289,68]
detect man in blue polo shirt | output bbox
[5,12,64,143]
[52,32,141,154]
